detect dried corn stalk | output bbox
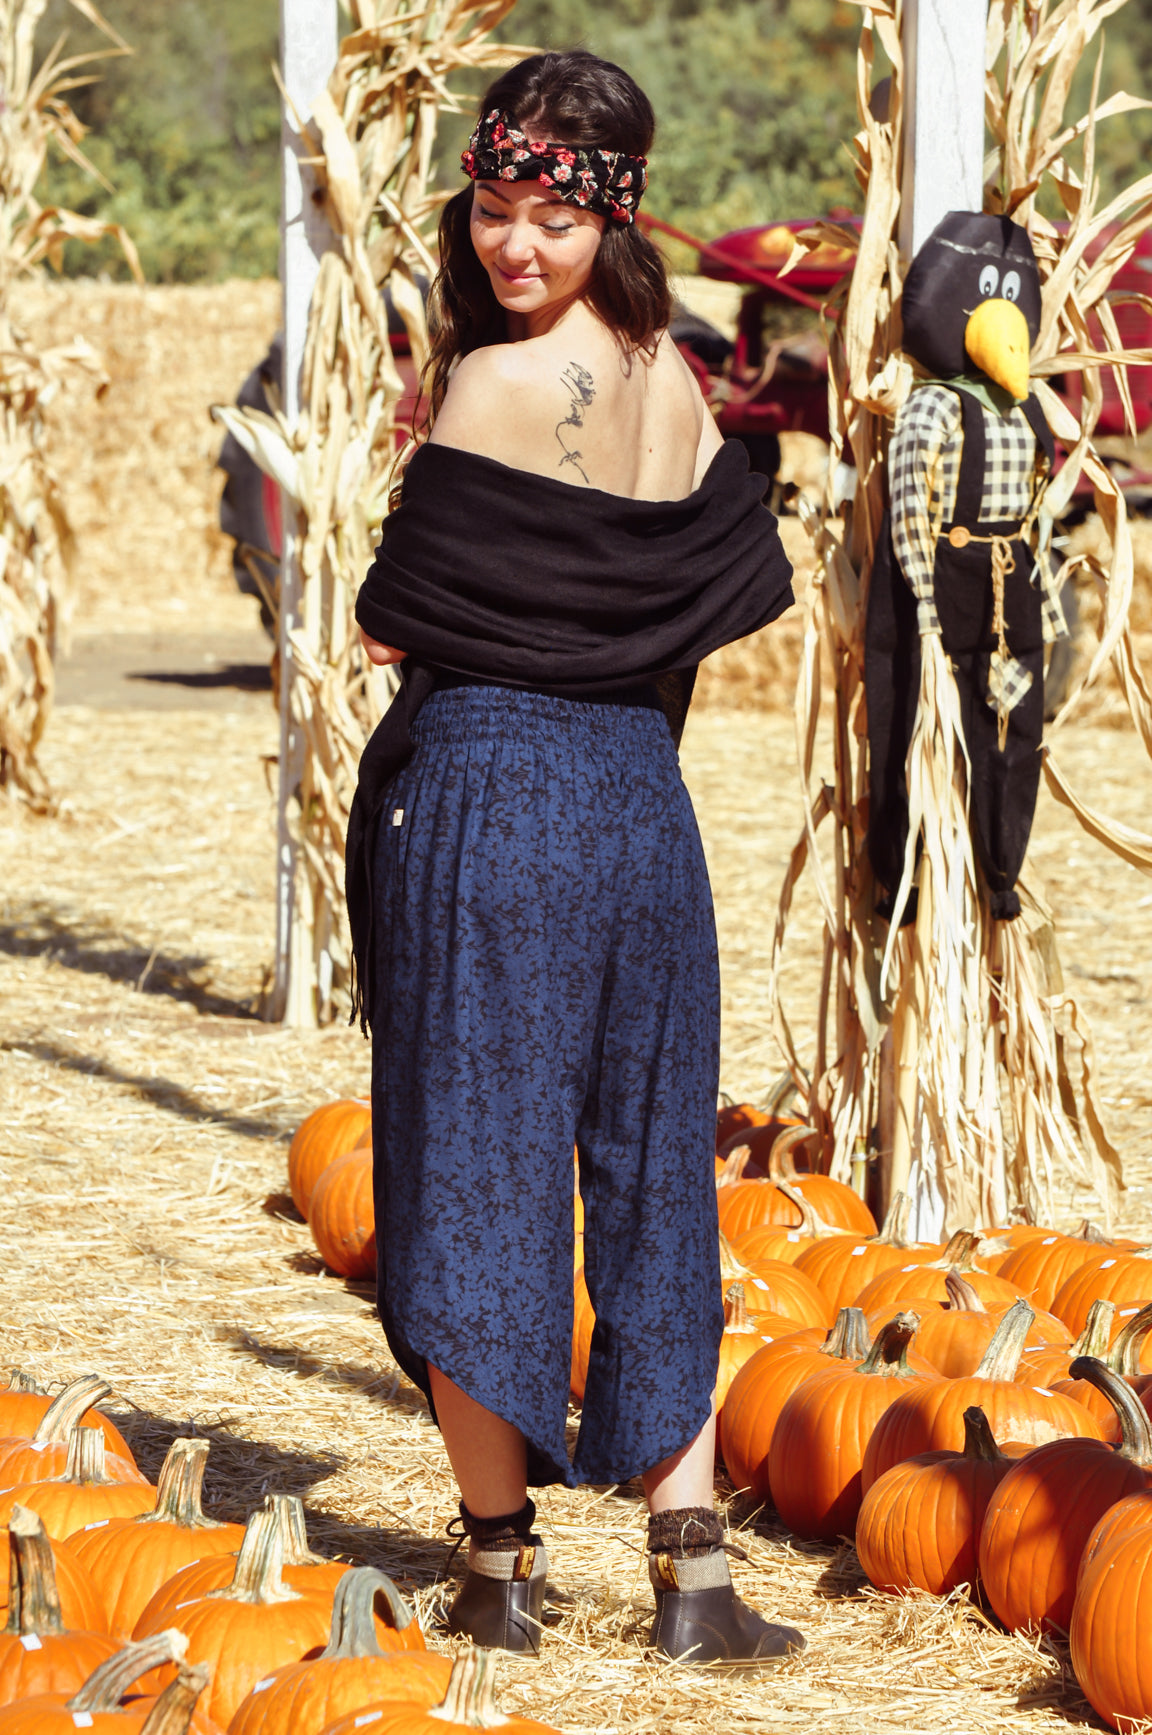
[773,0,1152,1233]
[0,0,139,809]
[213,0,530,1024]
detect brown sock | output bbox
[646,1506,724,1560]
[458,1498,538,1556]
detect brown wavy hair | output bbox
[423,51,672,421]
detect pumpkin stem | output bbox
[1109,1303,1152,1379]
[857,1311,921,1376]
[1072,1299,1118,1359]
[30,1374,113,1447]
[139,1663,212,1735]
[767,1124,820,1182]
[135,1439,220,1532]
[319,1565,414,1658]
[973,1298,1035,1381]
[960,1406,1006,1463]
[205,1506,300,1605]
[428,1649,510,1728]
[1073,1220,1111,1244]
[820,1307,872,1361]
[715,1148,753,1189]
[929,1229,982,1273]
[67,1631,189,1712]
[5,1371,46,1396]
[1069,1355,1152,1465]
[718,1235,754,1283]
[65,1426,117,1486]
[723,1283,751,1331]
[943,1271,986,1314]
[5,1506,64,1636]
[264,1492,329,1566]
[872,1191,913,1248]
[772,1181,822,1236]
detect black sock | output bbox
[647,1506,723,1559]
[458,1498,538,1553]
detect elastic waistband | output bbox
[411,681,672,749]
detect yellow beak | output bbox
[964,298,1032,400]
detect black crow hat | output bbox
[901,212,1042,394]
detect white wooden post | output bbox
[271,0,338,1025]
[888,0,988,1231]
[899,0,988,260]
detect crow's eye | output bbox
[1002,269,1022,302]
[979,264,1000,297]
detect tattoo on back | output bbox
[555,362,596,483]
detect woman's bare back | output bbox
[428,305,722,502]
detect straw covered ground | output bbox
[0,281,1151,1734]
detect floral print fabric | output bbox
[461,108,647,225]
[370,684,723,1487]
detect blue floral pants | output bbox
[370,684,723,1487]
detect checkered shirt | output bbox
[889,383,1067,643]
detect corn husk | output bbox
[213,0,531,1024]
[0,0,140,810]
[775,0,1151,1233]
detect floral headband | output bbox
[461,108,647,226]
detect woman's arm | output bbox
[359,629,407,666]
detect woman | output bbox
[349,50,801,1665]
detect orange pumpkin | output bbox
[852,1230,1022,1317]
[228,1568,449,1735]
[1078,1486,1152,1586]
[767,1312,932,1539]
[1072,1500,1152,1727]
[69,1439,246,1638]
[309,1149,375,1281]
[319,1649,560,1735]
[0,1526,105,1636]
[979,1357,1152,1635]
[0,1506,118,1708]
[866,1271,1070,1380]
[132,1506,398,1729]
[725,1253,833,1331]
[993,1224,1124,1310]
[794,1192,936,1313]
[0,1377,145,1491]
[288,1099,372,1220]
[714,1102,774,1153]
[717,1128,876,1237]
[855,1406,1011,1597]
[0,1375,134,1468]
[719,1309,872,1496]
[1015,1296,1116,1389]
[1050,1302,1152,1441]
[715,1285,783,1412]
[1051,1250,1152,1336]
[861,1300,1104,1492]
[724,1183,842,1266]
[0,1635,216,1735]
[0,1430,155,1542]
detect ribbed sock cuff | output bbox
[646,1506,724,1559]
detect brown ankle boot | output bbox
[646,1508,805,1667]
[445,1500,547,1655]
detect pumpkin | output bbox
[0,1374,134,1468]
[228,1568,449,1735]
[316,1649,560,1735]
[131,1507,365,1729]
[724,1182,842,1266]
[722,1249,832,1330]
[1051,1249,1152,1336]
[852,1231,1022,1317]
[867,1271,1070,1380]
[0,1524,105,1636]
[861,1300,1104,1493]
[978,1357,1152,1636]
[1016,1297,1116,1389]
[1078,1487,1152,1586]
[719,1309,872,1497]
[717,1128,876,1238]
[1050,1302,1152,1441]
[0,1430,156,1542]
[767,1312,932,1540]
[0,1634,216,1735]
[570,1268,595,1403]
[992,1221,1129,1310]
[288,1099,372,1220]
[715,1285,785,1412]
[309,1149,375,1281]
[69,1438,246,1638]
[1071,1506,1152,1729]
[0,1506,118,1707]
[794,1192,937,1313]
[0,1376,145,1491]
[714,1102,775,1154]
[855,1406,1011,1598]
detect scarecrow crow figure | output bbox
[866,211,1067,922]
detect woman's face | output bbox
[470,175,605,319]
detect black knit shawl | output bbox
[346,438,794,1030]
